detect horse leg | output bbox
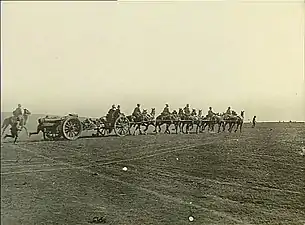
[143,124,148,133]
[240,122,243,132]
[22,126,29,137]
[2,124,9,136]
[165,124,170,134]
[229,123,234,133]
[14,133,18,144]
[235,124,238,132]
[158,124,162,133]
[133,125,138,135]
[138,124,142,135]
[222,122,227,131]
[181,123,186,134]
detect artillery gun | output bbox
[37,113,130,141]
[39,114,82,141]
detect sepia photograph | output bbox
[1,1,305,225]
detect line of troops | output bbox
[106,104,237,122]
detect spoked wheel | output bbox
[62,117,82,140]
[114,116,130,137]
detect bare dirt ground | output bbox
[1,123,305,225]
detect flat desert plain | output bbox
[1,122,305,225]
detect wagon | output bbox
[38,113,130,141]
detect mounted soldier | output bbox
[13,104,23,121]
[191,109,197,116]
[183,104,191,117]
[225,107,232,115]
[132,104,142,119]
[106,105,116,124]
[113,105,121,119]
[207,107,215,119]
[161,104,170,117]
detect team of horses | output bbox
[125,108,245,135]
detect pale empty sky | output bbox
[1,1,304,121]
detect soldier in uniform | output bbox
[114,105,121,118]
[161,104,170,117]
[13,104,23,121]
[226,107,232,115]
[252,116,257,128]
[207,107,215,119]
[183,104,191,117]
[132,104,142,118]
[191,109,197,116]
[29,118,44,137]
[106,105,116,123]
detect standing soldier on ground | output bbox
[252,116,257,128]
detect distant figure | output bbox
[3,121,19,143]
[252,116,256,128]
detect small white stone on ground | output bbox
[122,167,128,171]
[176,158,179,160]
[188,216,194,222]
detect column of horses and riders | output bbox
[2,103,250,142]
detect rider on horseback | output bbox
[161,104,170,117]
[183,104,191,117]
[207,107,215,120]
[13,104,23,121]
[114,105,121,117]
[132,104,142,119]
[191,109,197,116]
[225,107,232,115]
[106,105,116,124]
